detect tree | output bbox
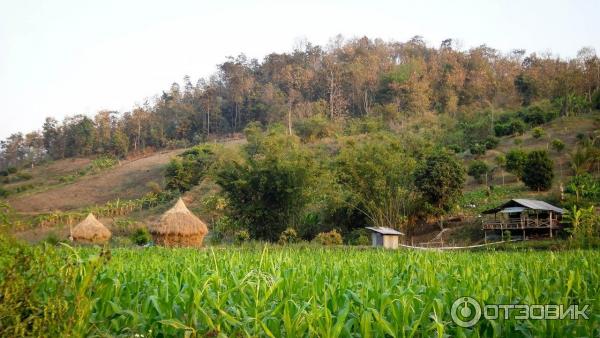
[63,115,96,157]
[414,152,465,212]
[24,131,45,168]
[495,154,507,185]
[467,160,490,184]
[164,145,218,192]
[336,133,418,232]
[514,73,537,105]
[216,128,314,241]
[552,138,566,178]
[42,117,63,159]
[110,129,129,158]
[522,150,554,191]
[505,148,528,179]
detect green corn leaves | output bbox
[1,244,598,337]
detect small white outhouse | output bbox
[365,227,404,249]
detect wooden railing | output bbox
[483,219,557,230]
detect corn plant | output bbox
[2,243,597,337]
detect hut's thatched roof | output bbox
[150,198,208,236]
[71,213,111,242]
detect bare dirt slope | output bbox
[9,149,182,213]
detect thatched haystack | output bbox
[150,198,208,247]
[71,213,111,244]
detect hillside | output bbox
[472,114,600,188]
[7,149,181,213]
[4,113,598,245]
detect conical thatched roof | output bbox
[71,213,111,243]
[151,198,208,236]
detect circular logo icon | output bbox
[451,297,481,328]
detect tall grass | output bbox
[1,243,598,337]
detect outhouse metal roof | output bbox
[500,207,526,213]
[365,227,404,235]
[482,199,564,214]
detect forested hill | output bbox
[1,35,600,168]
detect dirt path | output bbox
[9,149,182,213]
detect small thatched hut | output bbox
[150,198,208,247]
[71,213,112,244]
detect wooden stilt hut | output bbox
[150,198,208,247]
[71,213,112,244]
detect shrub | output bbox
[211,216,242,243]
[467,160,490,183]
[0,188,10,198]
[14,184,34,193]
[494,119,526,137]
[509,119,526,135]
[551,139,565,153]
[532,127,545,139]
[294,115,333,142]
[313,229,343,245]
[6,167,17,174]
[15,172,32,181]
[90,155,118,171]
[592,88,600,109]
[234,230,250,244]
[44,232,61,245]
[484,136,499,150]
[146,181,162,194]
[347,228,371,246]
[494,123,511,137]
[131,228,152,246]
[165,145,217,193]
[345,117,385,135]
[469,143,486,156]
[522,150,554,191]
[278,227,299,245]
[448,144,463,154]
[520,106,546,126]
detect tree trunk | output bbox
[364,90,370,116]
[329,70,335,119]
[234,102,239,131]
[207,103,210,138]
[288,101,293,135]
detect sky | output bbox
[0,0,599,139]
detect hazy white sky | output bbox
[1,0,598,139]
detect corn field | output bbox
[1,242,598,337]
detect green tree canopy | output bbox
[414,151,465,211]
[467,160,490,183]
[505,148,528,179]
[216,126,314,241]
[522,150,554,191]
[335,133,418,231]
